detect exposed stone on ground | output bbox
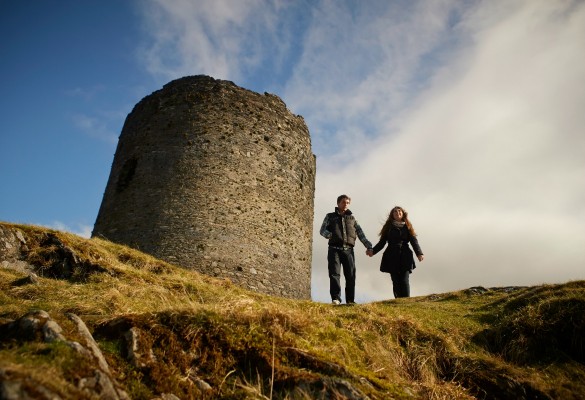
[66,313,111,374]
[0,310,64,343]
[0,226,108,282]
[0,225,34,276]
[0,368,64,400]
[0,310,129,400]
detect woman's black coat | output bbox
[372,225,423,273]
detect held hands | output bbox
[365,249,422,260]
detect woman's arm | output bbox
[410,236,424,261]
[372,238,387,255]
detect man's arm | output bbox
[320,214,332,239]
[355,221,373,249]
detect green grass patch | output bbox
[1,222,584,399]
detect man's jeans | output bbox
[327,247,356,303]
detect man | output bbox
[320,194,373,305]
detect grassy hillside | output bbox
[1,222,584,399]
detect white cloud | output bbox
[135,0,585,302]
[47,221,93,239]
[65,85,106,101]
[138,0,293,83]
[72,114,119,144]
[284,0,464,159]
[310,0,585,302]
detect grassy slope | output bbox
[0,222,584,399]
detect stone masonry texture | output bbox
[92,75,316,299]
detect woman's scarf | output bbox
[392,220,405,228]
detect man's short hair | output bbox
[337,194,351,204]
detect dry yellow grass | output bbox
[1,222,584,399]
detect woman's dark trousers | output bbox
[327,247,356,303]
[390,270,411,298]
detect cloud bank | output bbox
[137,0,585,302]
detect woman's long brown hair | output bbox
[379,206,416,238]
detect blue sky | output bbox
[1,0,584,303]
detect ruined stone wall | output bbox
[92,76,316,299]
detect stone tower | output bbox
[93,76,316,299]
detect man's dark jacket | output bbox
[325,209,358,247]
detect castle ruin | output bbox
[92,76,316,299]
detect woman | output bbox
[371,206,424,298]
